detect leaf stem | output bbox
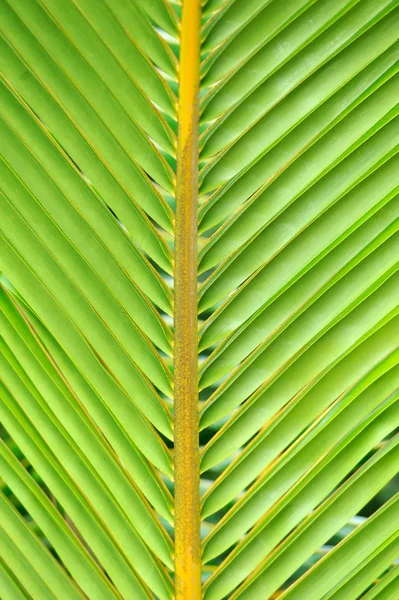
[174,0,202,598]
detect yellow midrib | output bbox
[173,1,202,599]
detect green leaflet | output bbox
[200,3,399,181]
[200,204,399,387]
[0,560,28,600]
[0,299,174,568]
[0,3,175,231]
[136,0,180,36]
[322,535,399,600]
[199,43,399,231]
[202,351,399,552]
[0,383,156,599]
[199,103,399,277]
[0,235,174,464]
[205,429,399,599]
[14,300,175,521]
[201,319,399,514]
[201,0,358,115]
[0,487,90,600]
[0,442,119,600]
[200,159,399,350]
[0,349,173,597]
[362,565,399,600]
[277,493,399,600]
[5,0,175,189]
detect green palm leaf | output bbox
[1,1,398,598]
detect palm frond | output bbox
[1,1,398,599]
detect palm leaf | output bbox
[1,1,398,599]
